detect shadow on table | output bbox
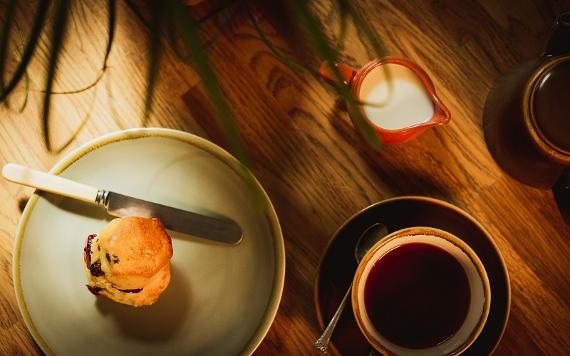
[326,99,453,200]
[18,196,29,212]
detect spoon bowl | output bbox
[355,224,388,262]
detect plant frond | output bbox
[247,3,313,75]
[340,0,387,61]
[288,0,381,149]
[167,0,242,62]
[335,0,349,52]
[167,0,250,166]
[167,0,268,208]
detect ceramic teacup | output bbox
[352,227,491,355]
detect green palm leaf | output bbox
[287,0,381,149]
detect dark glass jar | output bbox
[484,13,570,188]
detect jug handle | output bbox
[319,62,357,87]
[544,12,570,56]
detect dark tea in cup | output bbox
[352,227,491,355]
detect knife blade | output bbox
[2,163,242,244]
[99,191,242,243]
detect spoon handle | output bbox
[314,284,352,353]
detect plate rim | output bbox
[313,195,511,355]
[12,127,286,355]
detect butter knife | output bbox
[2,163,242,244]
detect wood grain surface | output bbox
[1,0,569,355]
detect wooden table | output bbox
[1,1,569,354]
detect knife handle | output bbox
[2,163,98,203]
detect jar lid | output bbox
[529,56,570,162]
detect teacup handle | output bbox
[319,62,357,86]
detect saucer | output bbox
[314,196,510,355]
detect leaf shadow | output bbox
[94,264,190,342]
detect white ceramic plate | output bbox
[13,128,285,355]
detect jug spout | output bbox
[544,12,570,56]
[430,94,451,126]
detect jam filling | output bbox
[89,261,104,277]
[83,234,97,266]
[117,288,143,294]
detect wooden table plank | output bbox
[0,0,568,355]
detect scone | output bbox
[83,216,173,307]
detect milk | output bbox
[359,63,434,130]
